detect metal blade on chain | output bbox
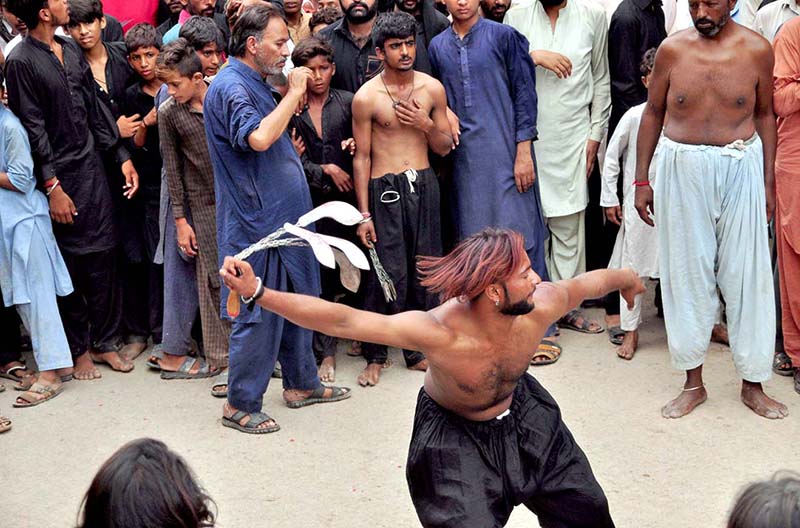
[332,248,361,293]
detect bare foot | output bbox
[120,342,147,362]
[617,330,639,360]
[318,356,336,382]
[358,363,383,387]
[408,359,429,372]
[91,351,134,373]
[74,352,102,380]
[711,324,729,346]
[741,381,788,419]
[661,385,708,418]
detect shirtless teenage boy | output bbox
[220,228,641,526]
[635,0,788,419]
[351,11,452,386]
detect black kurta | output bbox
[6,35,129,255]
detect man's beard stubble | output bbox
[346,1,378,24]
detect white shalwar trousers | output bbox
[654,135,774,382]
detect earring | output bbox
[495,299,499,307]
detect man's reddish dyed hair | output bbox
[417,228,527,302]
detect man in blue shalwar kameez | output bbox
[0,79,74,408]
[204,4,351,434]
[428,2,561,361]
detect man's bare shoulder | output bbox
[415,72,446,99]
[530,282,569,320]
[353,76,382,104]
[734,23,773,55]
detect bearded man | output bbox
[204,4,352,434]
[318,0,381,92]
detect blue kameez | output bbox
[429,19,549,276]
[0,106,73,371]
[205,58,322,413]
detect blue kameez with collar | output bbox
[429,18,549,276]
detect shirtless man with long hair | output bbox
[220,227,642,526]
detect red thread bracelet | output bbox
[632,180,651,187]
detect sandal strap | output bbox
[228,410,273,428]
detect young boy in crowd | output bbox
[119,23,165,361]
[179,14,224,78]
[67,0,138,140]
[0,70,74,407]
[601,49,658,361]
[290,37,358,382]
[156,38,229,379]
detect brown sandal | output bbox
[13,382,64,408]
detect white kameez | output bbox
[505,0,611,218]
[654,135,774,382]
[600,103,658,278]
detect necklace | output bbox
[380,71,414,109]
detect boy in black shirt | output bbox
[119,23,165,361]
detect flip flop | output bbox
[531,339,562,366]
[146,349,164,370]
[795,370,800,396]
[0,362,32,383]
[608,326,625,346]
[558,310,604,334]
[0,415,10,434]
[773,351,795,377]
[13,382,64,408]
[222,410,280,434]
[160,357,219,380]
[285,385,352,409]
[211,371,228,398]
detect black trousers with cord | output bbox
[0,294,23,366]
[407,373,615,528]
[57,247,123,358]
[362,168,441,367]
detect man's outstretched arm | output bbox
[220,257,452,354]
[538,268,645,326]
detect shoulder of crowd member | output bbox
[332,87,355,106]
[317,18,345,40]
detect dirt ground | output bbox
[2,288,798,527]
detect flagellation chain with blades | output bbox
[226,202,397,318]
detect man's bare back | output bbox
[353,71,448,176]
[655,24,773,145]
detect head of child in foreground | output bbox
[66,0,105,52]
[727,472,800,528]
[157,38,206,105]
[77,438,216,528]
[126,23,163,83]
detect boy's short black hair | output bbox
[124,23,163,54]
[640,47,657,76]
[291,37,334,67]
[308,6,342,33]
[66,0,103,28]
[5,0,47,30]
[157,38,204,79]
[371,11,416,50]
[179,15,226,52]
